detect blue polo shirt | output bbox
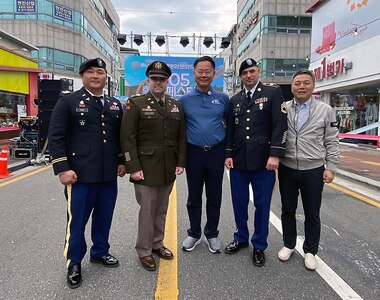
[179,87,229,146]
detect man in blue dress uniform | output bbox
[48,58,126,288]
[224,58,288,266]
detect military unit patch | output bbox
[171,105,179,113]
[281,102,287,114]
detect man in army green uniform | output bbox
[120,61,187,271]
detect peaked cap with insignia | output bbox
[145,61,172,78]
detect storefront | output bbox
[0,46,40,140]
[307,0,380,146]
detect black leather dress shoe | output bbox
[225,240,249,254]
[67,264,81,289]
[252,248,265,267]
[90,254,119,268]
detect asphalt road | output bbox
[0,165,379,300]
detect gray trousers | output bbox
[134,183,174,257]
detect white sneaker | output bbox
[278,246,295,261]
[304,253,318,270]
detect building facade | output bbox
[225,0,312,99]
[307,0,379,144]
[0,0,121,93]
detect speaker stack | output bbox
[38,79,71,151]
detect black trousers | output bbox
[185,143,225,239]
[278,164,325,255]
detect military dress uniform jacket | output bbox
[120,92,187,186]
[225,82,288,171]
[48,87,125,183]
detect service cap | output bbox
[145,61,172,78]
[79,58,107,74]
[239,58,258,76]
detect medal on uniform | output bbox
[259,103,263,110]
[257,88,261,92]
[79,100,85,108]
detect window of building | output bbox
[0,91,26,128]
[237,15,312,57]
[259,58,310,78]
[238,0,257,23]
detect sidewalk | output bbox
[337,142,380,189]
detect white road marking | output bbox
[225,170,363,300]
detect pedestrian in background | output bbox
[120,61,187,271]
[224,58,288,267]
[179,56,229,254]
[277,69,339,270]
[48,58,126,289]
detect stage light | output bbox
[180,36,190,47]
[116,34,126,45]
[220,37,230,48]
[155,35,165,46]
[203,36,214,48]
[133,34,144,46]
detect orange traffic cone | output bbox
[0,146,14,179]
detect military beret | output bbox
[79,58,107,74]
[145,61,172,78]
[239,58,258,76]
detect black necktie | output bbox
[158,99,165,107]
[93,96,103,108]
[246,91,252,100]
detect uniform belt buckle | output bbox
[203,145,211,151]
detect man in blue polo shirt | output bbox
[179,56,229,253]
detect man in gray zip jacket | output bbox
[277,69,339,271]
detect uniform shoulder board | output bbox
[59,90,71,97]
[263,83,279,88]
[130,93,143,98]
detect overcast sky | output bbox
[110,0,237,57]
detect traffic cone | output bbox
[0,146,14,179]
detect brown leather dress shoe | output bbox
[152,246,174,260]
[139,255,156,271]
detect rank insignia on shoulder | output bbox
[171,105,179,113]
[60,90,71,96]
[281,102,287,114]
[330,121,338,127]
[263,82,279,87]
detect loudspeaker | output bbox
[38,110,53,151]
[38,79,68,151]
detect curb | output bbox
[336,168,380,189]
